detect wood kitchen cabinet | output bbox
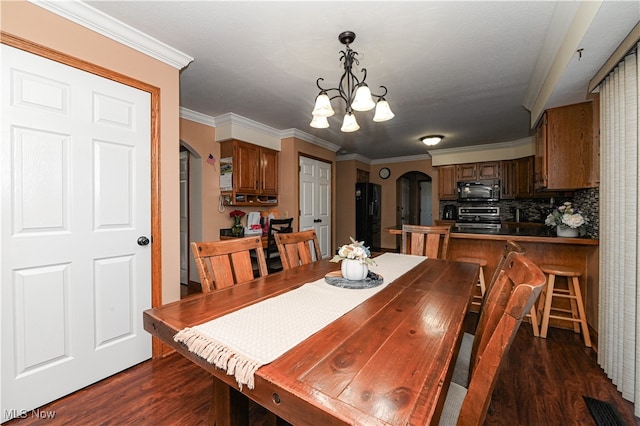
[438,165,457,200]
[457,161,500,181]
[456,163,477,181]
[501,156,559,200]
[220,139,278,206]
[500,160,515,199]
[535,101,595,190]
[514,156,534,198]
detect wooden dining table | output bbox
[143,255,479,425]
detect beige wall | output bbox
[177,129,338,256]
[336,158,439,251]
[179,119,220,242]
[335,160,370,247]
[372,159,439,250]
[2,0,182,303]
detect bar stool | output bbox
[455,257,487,308]
[538,264,591,347]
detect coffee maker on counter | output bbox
[443,205,457,220]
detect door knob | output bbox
[137,236,150,246]
[313,219,322,223]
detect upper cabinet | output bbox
[500,160,515,200]
[457,161,500,181]
[514,156,534,198]
[220,139,278,205]
[438,165,457,200]
[502,156,562,199]
[534,102,596,191]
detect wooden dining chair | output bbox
[401,225,451,259]
[438,252,546,426]
[452,240,536,386]
[265,217,294,273]
[190,236,267,293]
[274,229,322,270]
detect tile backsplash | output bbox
[439,187,599,239]
[573,188,599,238]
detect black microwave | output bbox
[457,181,500,202]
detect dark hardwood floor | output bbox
[5,314,638,425]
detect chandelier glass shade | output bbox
[341,112,360,132]
[310,31,394,132]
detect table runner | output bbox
[174,253,426,389]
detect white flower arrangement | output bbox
[330,237,377,266]
[545,202,586,229]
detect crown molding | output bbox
[371,154,432,165]
[180,108,217,127]
[335,153,432,164]
[428,137,533,156]
[280,129,341,153]
[29,0,193,69]
[214,113,282,141]
[429,137,534,166]
[179,108,340,153]
[335,153,372,164]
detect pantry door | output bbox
[1,45,152,421]
[299,156,331,259]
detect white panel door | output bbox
[299,156,331,259]
[1,45,151,421]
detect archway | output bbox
[395,171,432,227]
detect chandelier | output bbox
[310,31,394,132]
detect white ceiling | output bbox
[84,1,639,160]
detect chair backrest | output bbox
[190,237,267,292]
[274,229,322,270]
[266,218,294,272]
[459,252,546,425]
[485,240,527,299]
[401,225,451,259]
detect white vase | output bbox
[556,226,579,238]
[341,259,368,281]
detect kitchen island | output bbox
[385,225,600,347]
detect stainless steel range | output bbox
[456,206,501,230]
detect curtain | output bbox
[598,42,639,417]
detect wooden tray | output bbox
[324,270,383,289]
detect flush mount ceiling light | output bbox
[421,135,444,146]
[310,31,394,133]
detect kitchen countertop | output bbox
[385,225,598,245]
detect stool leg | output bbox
[535,282,547,330]
[540,273,556,339]
[567,277,581,333]
[571,276,592,347]
[529,305,540,337]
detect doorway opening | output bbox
[395,171,432,249]
[179,142,202,299]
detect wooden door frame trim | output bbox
[1,32,164,358]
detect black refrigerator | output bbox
[355,183,381,250]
